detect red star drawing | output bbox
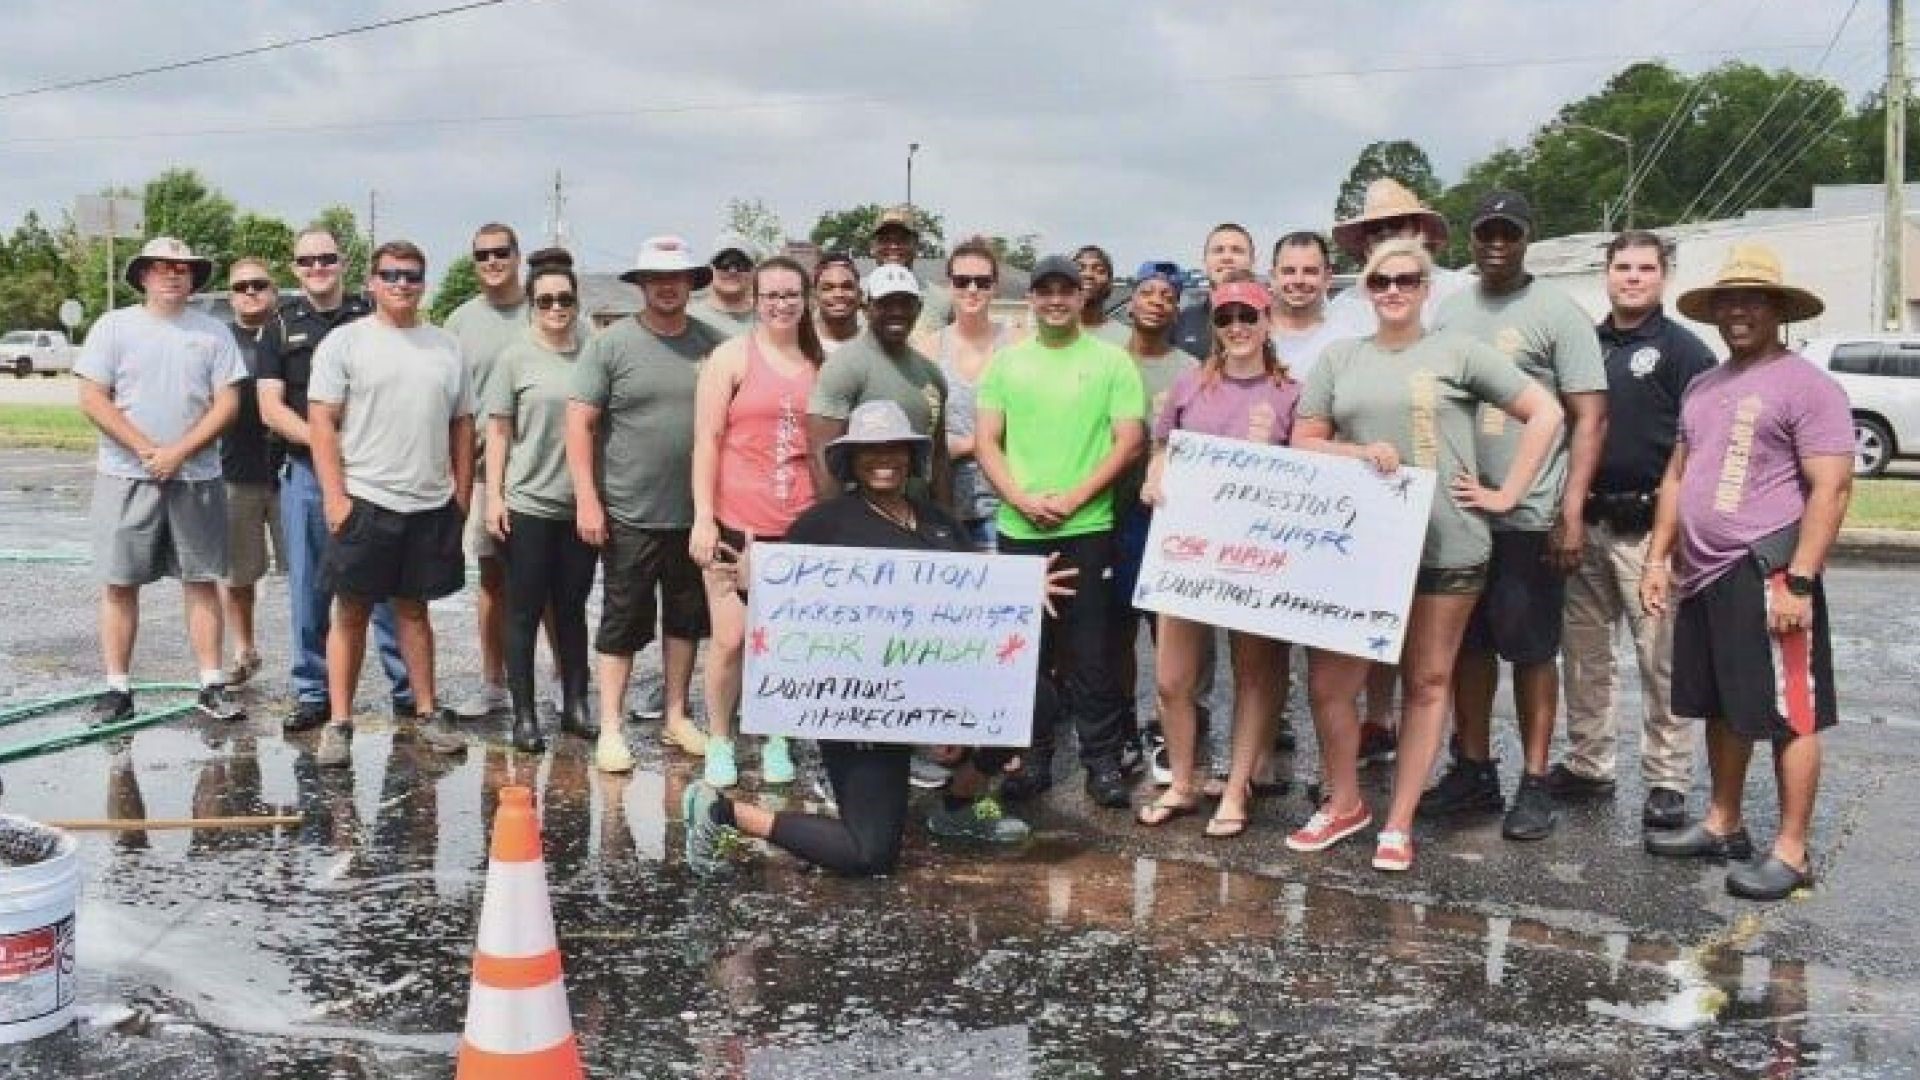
[996,634,1027,664]
[749,627,770,656]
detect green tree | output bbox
[230,213,297,286]
[809,203,946,257]
[985,233,1040,271]
[724,197,785,255]
[431,255,480,324]
[0,211,79,331]
[143,168,238,266]
[1334,140,1442,222]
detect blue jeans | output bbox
[280,456,412,707]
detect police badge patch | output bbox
[1628,346,1660,378]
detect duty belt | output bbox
[1583,490,1656,535]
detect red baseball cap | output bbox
[1209,280,1271,311]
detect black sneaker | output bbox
[1642,787,1688,830]
[1084,764,1132,809]
[1358,723,1397,767]
[283,699,330,734]
[1417,758,1504,818]
[89,689,134,728]
[1117,737,1145,779]
[1000,754,1055,803]
[1544,762,1616,800]
[195,684,246,722]
[1501,772,1557,841]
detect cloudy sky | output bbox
[0,0,1887,280]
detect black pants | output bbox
[997,529,1126,767]
[502,511,597,710]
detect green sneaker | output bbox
[704,736,738,788]
[681,780,734,878]
[761,736,796,785]
[926,797,1031,843]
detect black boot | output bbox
[558,667,598,740]
[509,681,546,753]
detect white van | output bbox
[1801,335,1920,476]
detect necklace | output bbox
[862,496,917,533]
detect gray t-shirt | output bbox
[1299,333,1532,569]
[75,305,249,483]
[808,328,949,438]
[690,298,754,340]
[1087,318,1133,347]
[1271,317,1346,382]
[487,329,586,521]
[309,318,475,514]
[444,295,530,411]
[569,316,722,529]
[932,323,1013,522]
[1434,278,1608,531]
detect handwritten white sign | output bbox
[1135,431,1436,661]
[742,543,1045,746]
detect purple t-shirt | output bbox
[1153,368,1301,446]
[1675,351,1852,596]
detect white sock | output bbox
[105,673,131,693]
[200,669,225,688]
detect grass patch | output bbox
[1846,478,1920,531]
[0,404,95,452]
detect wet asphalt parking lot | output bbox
[0,446,1916,1078]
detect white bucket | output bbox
[0,815,80,1043]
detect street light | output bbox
[906,142,921,212]
[1557,121,1635,231]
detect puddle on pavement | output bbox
[0,708,1907,1079]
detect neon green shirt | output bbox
[978,331,1145,540]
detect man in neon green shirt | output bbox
[976,255,1146,809]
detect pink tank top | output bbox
[716,334,818,537]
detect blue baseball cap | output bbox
[1133,260,1184,299]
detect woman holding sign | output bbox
[683,400,1075,877]
[1287,236,1563,872]
[689,257,827,789]
[1137,279,1300,839]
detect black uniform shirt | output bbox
[1592,306,1717,494]
[255,293,372,458]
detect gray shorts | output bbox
[91,475,228,586]
[462,482,496,561]
[223,481,278,587]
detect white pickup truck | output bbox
[0,330,78,378]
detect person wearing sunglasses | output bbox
[1137,279,1299,839]
[688,256,826,789]
[482,250,602,759]
[443,222,527,722]
[914,238,1013,552]
[307,240,477,768]
[1289,236,1562,872]
[691,234,763,338]
[258,225,417,732]
[216,256,286,690]
[812,252,863,354]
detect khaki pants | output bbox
[1560,520,1692,790]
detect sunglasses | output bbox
[230,279,275,295]
[473,244,516,263]
[713,255,754,273]
[533,292,577,310]
[374,267,427,286]
[1365,272,1426,294]
[951,274,995,292]
[293,252,342,269]
[149,260,196,276]
[1210,306,1262,328]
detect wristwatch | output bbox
[1783,572,1815,597]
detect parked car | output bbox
[0,329,77,378]
[1802,335,1920,476]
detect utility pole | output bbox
[368,189,379,250]
[1884,0,1907,331]
[547,170,569,249]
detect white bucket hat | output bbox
[619,236,713,289]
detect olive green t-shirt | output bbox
[808,328,949,439]
[486,329,586,521]
[444,295,530,440]
[1298,333,1532,569]
[1433,278,1607,532]
[1119,343,1199,514]
[978,332,1146,540]
[689,298,753,340]
[569,316,723,528]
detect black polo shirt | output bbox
[255,293,372,459]
[219,321,280,485]
[1592,306,1717,494]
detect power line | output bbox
[1702,45,1879,222]
[1619,0,1772,213]
[0,0,531,103]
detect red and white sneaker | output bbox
[1285,803,1373,853]
[1372,830,1414,872]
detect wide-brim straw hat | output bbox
[1676,243,1825,323]
[1331,179,1450,259]
[123,236,214,293]
[824,400,930,485]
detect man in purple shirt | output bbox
[1640,244,1853,902]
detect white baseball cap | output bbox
[863,264,922,302]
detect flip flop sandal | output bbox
[1136,796,1202,828]
[1203,814,1250,839]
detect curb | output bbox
[1833,527,1920,565]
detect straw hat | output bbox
[1676,243,1825,324]
[1331,179,1450,259]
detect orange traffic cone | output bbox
[455,785,585,1079]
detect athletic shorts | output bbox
[91,475,228,586]
[595,521,710,655]
[1416,563,1487,596]
[323,496,465,603]
[462,482,496,562]
[223,481,276,587]
[1462,529,1565,664]
[1672,558,1837,741]
[1112,502,1152,614]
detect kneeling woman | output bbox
[683,400,1073,876]
[1286,236,1562,872]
